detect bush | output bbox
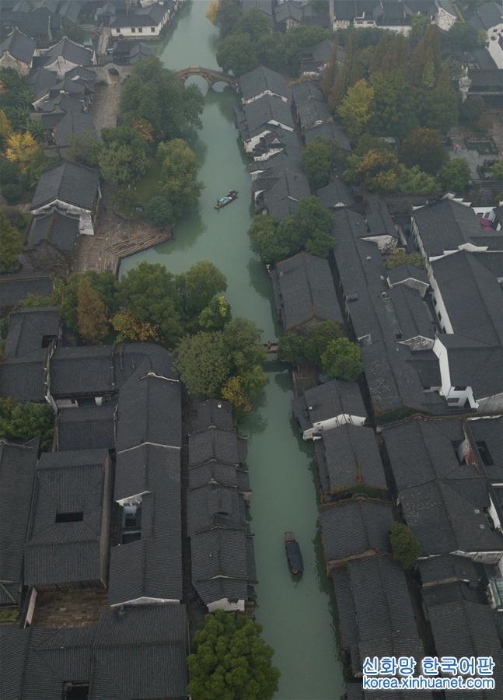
[145,196,173,227]
[389,522,420,569]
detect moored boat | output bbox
[285,531,304,575]
[214,189,238,210]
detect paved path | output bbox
[91,81,121,136]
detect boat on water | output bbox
[214,189,238,210]
[285,531,304,575]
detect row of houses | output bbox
[236,64,352,219]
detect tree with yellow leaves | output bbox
[0,108,12,145]
[131,117,155,144]
[77,275,110,343]
[5,131,40,174]
[206,0,219,24]
[111,309,159,342]
[221,376,252,418]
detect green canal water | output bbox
[120,4,345,698]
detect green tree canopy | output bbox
[278,320,342,366]
[175,331,231,396]
[157,138,203,222]
[119,57,204,143]
[438,158,471,193]
[389,522,420,569]
[187,611,280,700]
[216,33,259,75]
[144,196,174,227]
[60,271,118,332]
[399,127,447,175]
[199,295,232,331]
[301,137,344,190]
[0,210,23,273]
[118,262,184,347]
[0,397,53,449]
[385,248,425,270]
[490,160,503,180]
[321,337,363,381]
[77,275,110,343]
[176,260,228,324]
[98,127,150,185]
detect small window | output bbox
[56,512,83,523]
[62,682,90,700]
[138,26,142,32]
[476,441,494,466]
[437,312,442,321]
[131,26,136,32]
[151,26,155,32]
[433,297,437,306]
[448,398,459,405]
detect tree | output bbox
[118,262,184,347]
[206,0,219,24]
[111,309,159,342]
[389,522,420,570]
[199,295,232,331]
[278,320,342,366]
[438,158,471,192]
[349,149,400,192]
[385,248,425,270]
[120,57,204,143]
[175,331,231,397]
[5,132,40,174]
[0,397,54,450]
[214,0,242,36]
[301,137,343,190]
[157,138,203,222]
[68,132,101,167]
[223,317,267,380]
[282,26,331,74]
[410,14,431,41]
[235,8,272,43]
[490,160,503,180]
[216,33,259,75]
[321,337,362,380]
[60,271,118,332]
[399,128,447,175]
[0,210,23,273]
[98,127,150,186]
[221,375,252,418]
[187,610,280,700]
[145,196,173,227]
[176,260,228,322]
[77,275,110,343]
[369,70,417,138]
[447,23,485,52]
[338,79,374,141]
[248,215,286,264]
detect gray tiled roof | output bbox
[27,67,57,101]
[316,179,355,210]
[302,379,367,425]
[57,401,117,451]
[188,461,248,490]
[305,120,351,151]
[291,80,331,131]
[332,555,424,675]
[0,28,34,63]
[24,449,111,588]
[427,599,503,699]
[1,605,188,700]
[28,211,80,251]
[320,500,393,561]
[31,161,99,211]
[4,306,59,360]
[319,425,387,493]
[189,427,241,466]
[468,1,503,30]
[431,250,503,346]
[50,345,115,397]
[0,274,53,310]
[468,415,503,480]
[240,94,294,136]
[261,168,310,218]
[191,528,251,605]
[419,554,480,587]
[41,36,93,67]
[400,477,503,556]
[272,252,343,331]
[0,439,38,605]
[116,368,181,451]
[187,484,247,536]
[109,444,182,604]
[0,349,46,402]
[52,109,95,148]
[413,199,490,258]
[382,417,476,492]
[239,65,290,102]
[188,398,234,432]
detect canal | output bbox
[120,3,345,698]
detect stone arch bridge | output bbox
[174,66,238,90]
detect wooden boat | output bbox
[214,189,238,210]
[285,531,304,575]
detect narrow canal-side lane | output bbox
[121,3,345,697]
